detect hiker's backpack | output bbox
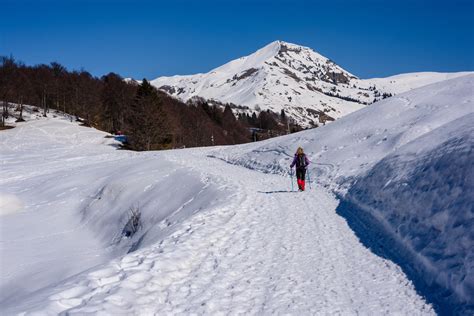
[296,154,306,168]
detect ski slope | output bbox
[0,117,434,314]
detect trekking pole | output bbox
[290,168,294,192]
[307,168,312,190]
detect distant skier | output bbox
[290,147,310,191]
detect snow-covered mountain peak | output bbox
[151,41,471,127]
[210,40,282,74]
[268,40,357,81]
[151,40,369,126]
[207,40,356,85]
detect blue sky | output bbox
[1,0,473,79]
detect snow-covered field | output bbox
[0,74,472,315]
[0,116,227,309]
[1,118,432,315]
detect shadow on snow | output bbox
[257,190,300,194]
[335,198,473,316]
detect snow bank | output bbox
[346,114,474,312]
[0,117,228,308]
[210,74,474,312]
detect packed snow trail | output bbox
[12,149,433,315]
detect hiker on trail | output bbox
[290,147,310,191]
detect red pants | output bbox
[297,179,305,191]
[296,168,306,191]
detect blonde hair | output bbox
[296,147,304,155]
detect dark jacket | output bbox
[290,153,310,169]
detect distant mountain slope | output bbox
[362,71,472,94]
[151,41,471,127]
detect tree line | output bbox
[0,56,302,150]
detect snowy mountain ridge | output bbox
[151,40,471,126]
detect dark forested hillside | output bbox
[0,56,302,150]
